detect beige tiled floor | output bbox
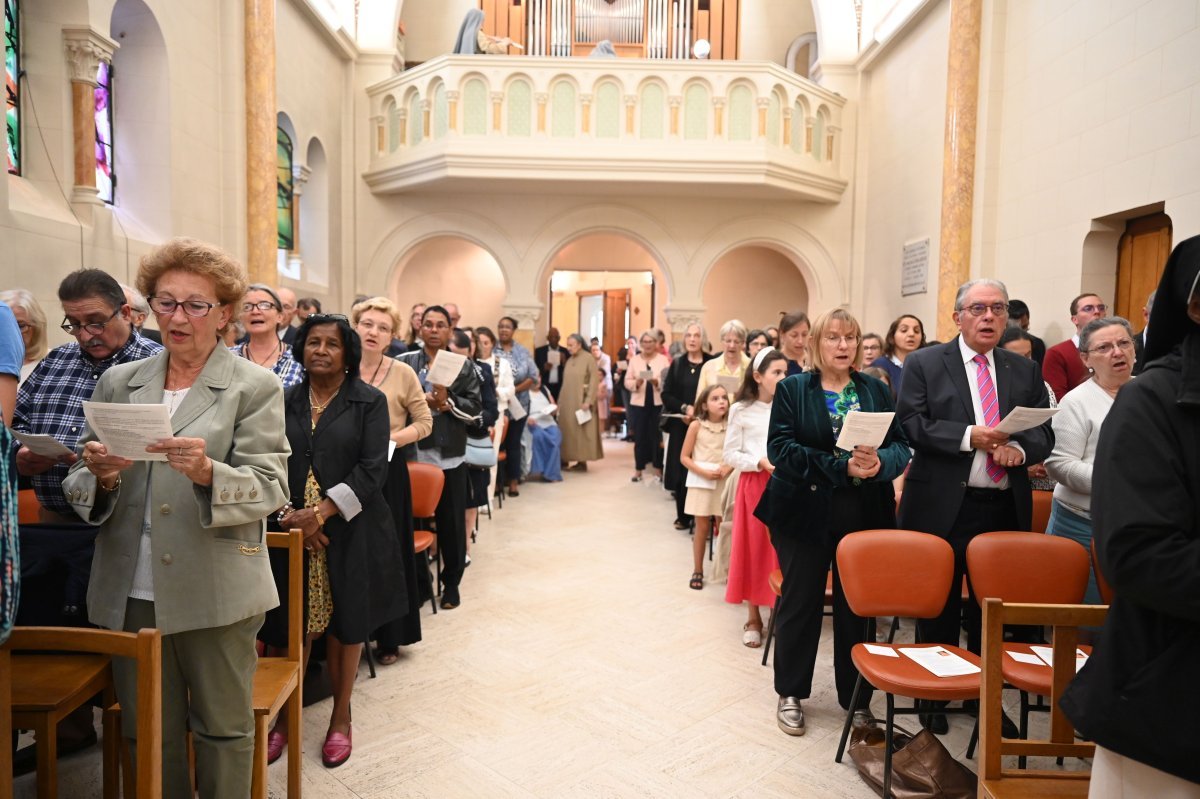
[18,438,1016,798]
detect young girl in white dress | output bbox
[682,384,733,590]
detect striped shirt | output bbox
[12,331,162,516]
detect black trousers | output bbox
[435,464,469,594]
[674,486,689,524]
[916,488,1019,654]
[770,491,873,710]
[631,403,661,471]
[503,415,528,481]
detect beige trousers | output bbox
[115,598,264,799]
[1090,746,1200,799]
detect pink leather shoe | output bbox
[321,725,352,768]
[266,729,287,765]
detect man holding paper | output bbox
[534,327,569,400]
[897,279,1053,731]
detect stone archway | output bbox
[702,245,810,336]
[386,235,508,334]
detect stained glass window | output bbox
[4,0,18,174]
[95,61,114,202]
[277,127,294,250]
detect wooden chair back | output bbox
[408,462,445,521]
[979,599,1106,798]
[1,626,163,799]
[251,529,303,799]
[836,530,954,619]
[968,531,1090,604]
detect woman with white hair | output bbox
[662,322,716,528]
[0,289,49,384]
[696,319,750,397]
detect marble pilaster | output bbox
[936,0,983,340]
[62,26,118,205]
[245,0,277,285]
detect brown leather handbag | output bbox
[848,719,977,799]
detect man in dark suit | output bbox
[897,279,1054,731]
[1006,299,1044,364]
[534,327,569,400]
[1042,292,1107,399]
[1132,289,1154,376]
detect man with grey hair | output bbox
[1132,289,1155,375]
[896,277,1053,733]
[121,282,161,344]
[276,286,299,346]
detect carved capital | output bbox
[623,94,637,107]
[668,96,682,108]
[446,91,460,102]
[501,304,542,330]
[712,97,726,108]
[664,307,707,333]
[755,98,771,109]
[62,26,119,86]
[535,92,549,105]
[291,163,312,195]
[580,94,593,105]
[490,91,505,103]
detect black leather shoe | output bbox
[920,712,949,734]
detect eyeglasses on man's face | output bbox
[148,297,221,318]
[241,300,279,313]
[61,307,121,336]
[961,302,1010,318]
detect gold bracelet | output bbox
[99,474,121,493]
[313,506,325,528]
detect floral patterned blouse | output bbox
[824,381,861,458]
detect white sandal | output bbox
[743,623,763,648]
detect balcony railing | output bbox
[363,55,848,202]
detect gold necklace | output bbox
[309,382,342,414]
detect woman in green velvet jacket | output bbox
[755,308,911,737]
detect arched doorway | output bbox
[702,245,809,335]
[388,236,507,336]
[541,232,670,361]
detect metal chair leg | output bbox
[835,674,866,762]
[883,694,896,799]
[761,596,780,667]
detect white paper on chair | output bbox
[834,411,895,451]
[574,408,592,425]
[425,350,467,387]
[993,406,1058,434]
[1029,645,1089,672]
[1005,650,1046,666]
[864,644,900,658]
[899,646,981,677]
[685,461,718,490]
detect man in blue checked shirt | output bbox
[12,269,162,524]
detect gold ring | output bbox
[177,447,184,456]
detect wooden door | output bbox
[603,289,629,361]
[1115,213,1172,328]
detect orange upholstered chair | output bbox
[967,531,1092,766]
[833,530,980,799]
[1030,490,1053,534]
[1090,538,1114,605]
[409,462,446,614]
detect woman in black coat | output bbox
[755,309,911,736]
[661,323,716,529]
[265,314,405,768]
[1061,236,1200,791]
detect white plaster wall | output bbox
[702,245,810,334]
[855,0,949,337]
[982,0,1200,345]
[399,0,476,65]
[739,0,817,66]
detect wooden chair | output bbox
[978,599,1104,798]
[251,530,303,799]
[2,626,162,799]
[833,530,981,799]
[409,463,446,614]
[967,531,1092,766]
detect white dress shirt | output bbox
[955,338,1023,490]
[723,400,772,472]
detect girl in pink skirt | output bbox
[723,348,788,647]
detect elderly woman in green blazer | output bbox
[64,239,290,798]
[754,308,911,738]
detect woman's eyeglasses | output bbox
[241,300,279,313]
[148,297,221,318]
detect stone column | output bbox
[935,0,983,340]
[245,0,277,285]
[62,27,118,206]
[502,305,542,351]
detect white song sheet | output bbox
[574,408,593,425]
[685,461,718,490]
[1029,645,1089,673]
[835,411,895,451]
[7,428,74,459]
[898,646,981,677]
[425,350,467,388]
[993,406,1058,434]
[82,401,173,461]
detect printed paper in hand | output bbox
[898,646,981,677]
[716,375,740,393]
[82,401,174,461]
[640,369,654,382]
[617,360,629,371]
[546,350,561,367]
[1005,650,1046,666]
[507,394,527,421]
[993,406,1058,434]
[1029,645,1089,672]
[835,411,895,452]
[388,440,397,461]
[863,644,900,658]
[574,408,593,425]
[7,428,74,459]
[425,350,467,388]
[685,461,718,490]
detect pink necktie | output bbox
[973,354,1006,483]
